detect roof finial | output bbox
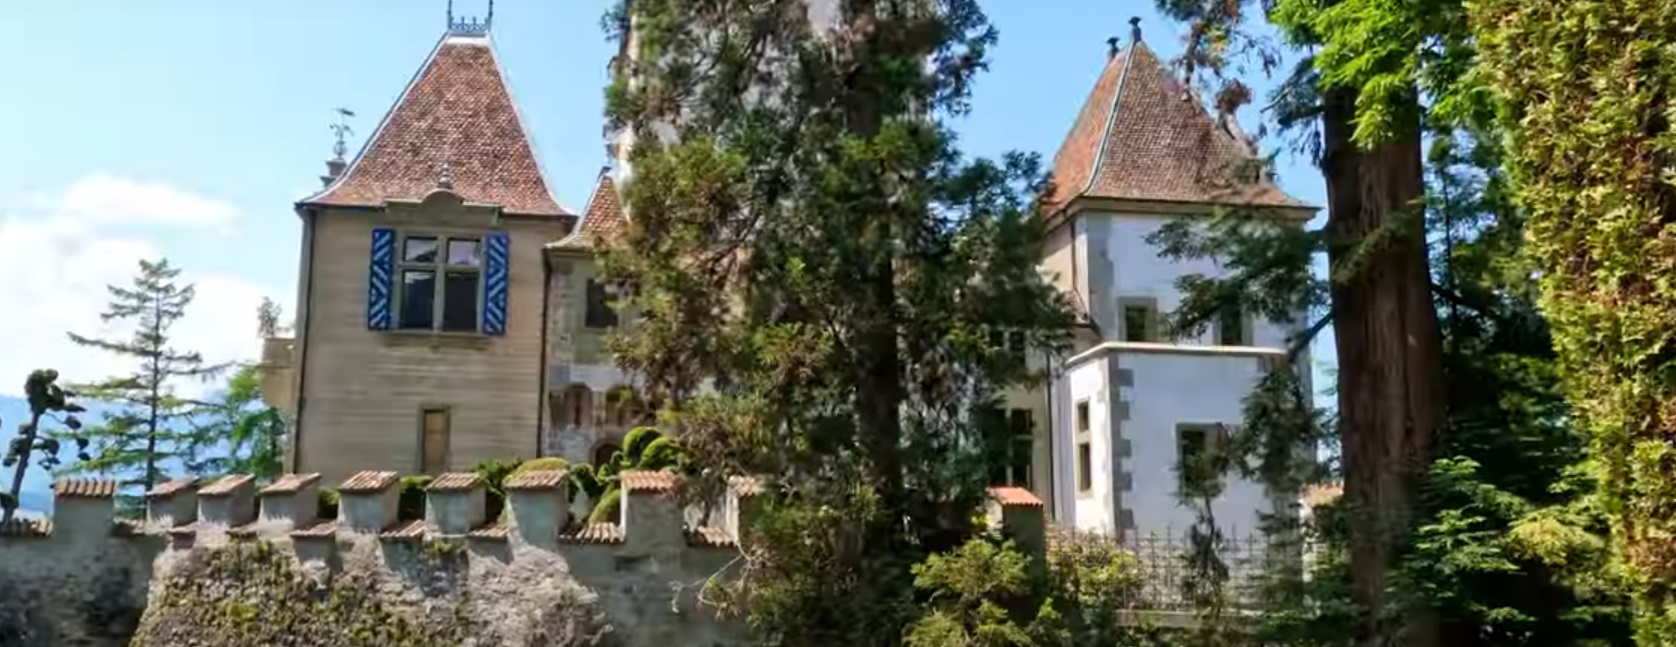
[447,0,493,36]
[1106,36,1121,59]
[1130,17,1143,44]
[322,107,355,188]
[438,163,455,191]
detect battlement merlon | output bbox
[3,474,1048,556]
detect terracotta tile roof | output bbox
[1046,42,1308,212]
[0,517,50,538]
[426,472,483,492]
[379,519,427,541]
[467,522,510,541]
[262,473,322,496]
[302,34,566,217]
[54,479,117,499]
[199,474,255,497]
[289,520,340,539]
[559,522,625,545]
[728,475,764,496]
[1304,482,1344,508]
[988,486,1045,508]
[550,173,627,250]
[504,469,568,491]
[338,470,400,494]
[166,522,198,538]
[146,478,198,499]
[620,470,680,493]
[686,526,733,547]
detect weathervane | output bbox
[447,0,494,36]
[330,107,356,163]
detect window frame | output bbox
[1074,398,1093,495]
[1215,305,1250,347]
[1001,408,1034,489]
[1118,296,1160,343]
[1175,422,1223,492]
[394,233,485,333]
[583,278,620,330]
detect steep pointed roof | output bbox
[550,172,628,251]
[1046,40,1307,212]
[303,33,567,216]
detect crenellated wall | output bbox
[0,473,1048,647]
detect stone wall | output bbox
[0,471,1049,647]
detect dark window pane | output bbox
[585,280,619,328]
[399,270,436,330]
[404,237,438,263]
[1011,436,1033,488]
[1124,305,1151,342]
[447,239,481,267]
[1076,442,1092,491]
[1074,401,1090,433]
[1007,331,1027,355]
[1217,307,1245,346]
[441,271,479,332]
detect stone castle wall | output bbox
[0,471,1047,647]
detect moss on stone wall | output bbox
[130,541,473,647]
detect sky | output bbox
[0,0,1333,486]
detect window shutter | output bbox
[482,232,510,335]
[367,227,395,330]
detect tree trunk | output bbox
[1320,85,1445,647]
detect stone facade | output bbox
[0,475,1051,646]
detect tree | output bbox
[188,363,285,480]
[55,258,227,508]
[1471,0,1676,639]
[2,370,88,524]
[599,1,1074,643]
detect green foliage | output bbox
[622,426,661,464]
[317,488,339,520]
[52,258,230,511]
[1471,0,1676,638]
[568,463,605,502]
[601,0,1074,643]
[587,488,620,525]
[192,363,286,480]
[397,476,432,521]
[473,457,520,521]
[2,369,89,523]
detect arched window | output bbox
[593,442,622,468]
[561,385,593,428]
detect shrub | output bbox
[317,488,339,520]
[473,458,521,520]
[587,488,621,524]
[397,476,433,520]
[623,426,662,463]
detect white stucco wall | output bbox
[1042,208,1307,539]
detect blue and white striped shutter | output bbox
[367,227,395,330]
[482,232,510,335]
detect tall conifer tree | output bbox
[599,1,1073,643]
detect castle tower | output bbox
[279,17,574,484]
[1038,20,1316,538]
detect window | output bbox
[420,408,450,474]
[398,235,481,332]
[594,442,622,468]
[1217,305,1246,346]
[1074,400,1090,434]
[1176,424,1217,491]
[560,385,593,428]
[585,279,619,329]
[1122,300,1156,342]
[1006,409,1034,488]
[1076,441,1092,492]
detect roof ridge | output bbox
[1076,40,1140,201]
[302,33,451,205]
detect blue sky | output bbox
[0,1,1333,501]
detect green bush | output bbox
[316,488,339,520]
[569,463,605,501]
[623,426,663,463]
[510,456,569,476]
[397,476,432,520]
[473,458,521,521]
[588,488,621,524]
[638,436,683,471]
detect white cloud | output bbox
[31,174,241,233]
[0,176,287,399]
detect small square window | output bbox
[1123,304,1153,342]
[1074,400,1090,434]
[1217,306,1246,346]
[403,237,439,263]
[585,279,619,329]
[1076,441,1092,492]
[447,239,481,267]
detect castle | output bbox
[255,8,1313,541]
